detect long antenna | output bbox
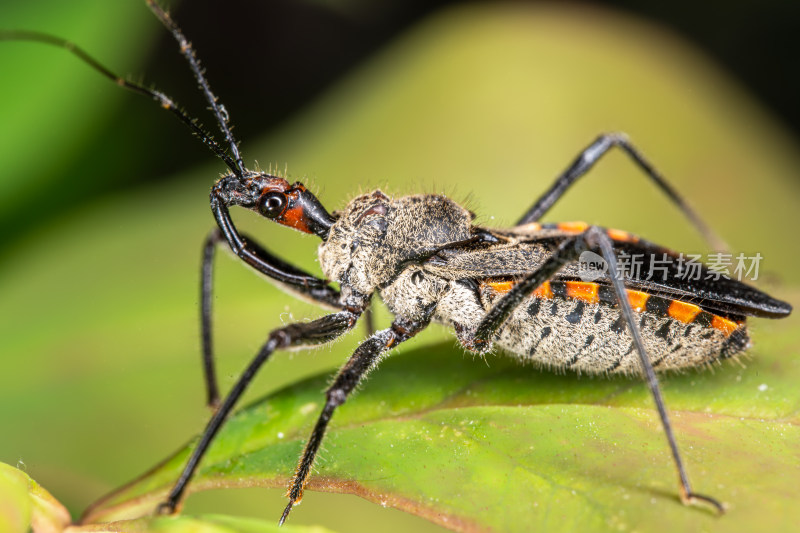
[0,29,240,173]
[147,0,246,176]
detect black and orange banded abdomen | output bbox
[479,278,748,375]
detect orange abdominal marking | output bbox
[626,289,650,311]
[607,228,638,242]
[484,280,737,338]
[711,315,740,336]
[487,280,515,294]
[556,221,589,233]
[565,281,599,304]
[485,280,553,299]
[668,300,702,323]
[532,281,553,298]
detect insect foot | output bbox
[680,485,726,515]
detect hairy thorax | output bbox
[318,190,473,298]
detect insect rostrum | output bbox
[2,0,791,527]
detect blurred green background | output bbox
[0,0,798,532]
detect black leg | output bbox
[158,308,363,514]
[516,133,727,252]
[586,229,723,513]
[199,228,343,408]
[200,231,220,409]
[279,314,432,525]
[466,226,724,513]
[212,203,341,308]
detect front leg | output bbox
[279,313,432,525]
[158,306,364,514]
[199,228,342,408]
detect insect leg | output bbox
[515,133,727,251]
[587,228,724,512]
[468,237,581,351]
[158,308,363,514]
[200,228,343,408]
[279,314,432,525]
[200,231,220,409]
[468,227,724,513]
[212,201,343,308]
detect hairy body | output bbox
[322,191,760,376]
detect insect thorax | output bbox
[318,190,473,297]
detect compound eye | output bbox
[259,192,286,218]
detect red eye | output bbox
[259,192,286,218]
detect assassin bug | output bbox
[3,0,792,526]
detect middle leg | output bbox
[279,312,433,525]
[158,306,364,514]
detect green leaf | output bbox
[69,515,336,533]
[0,462,71,533]
[137,515,335,533]
[0,461,337,533]
[85,309,800,532]
[0,463,32,533]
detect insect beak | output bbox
[276,186,336,240]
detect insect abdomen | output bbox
[480,280,749,375]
